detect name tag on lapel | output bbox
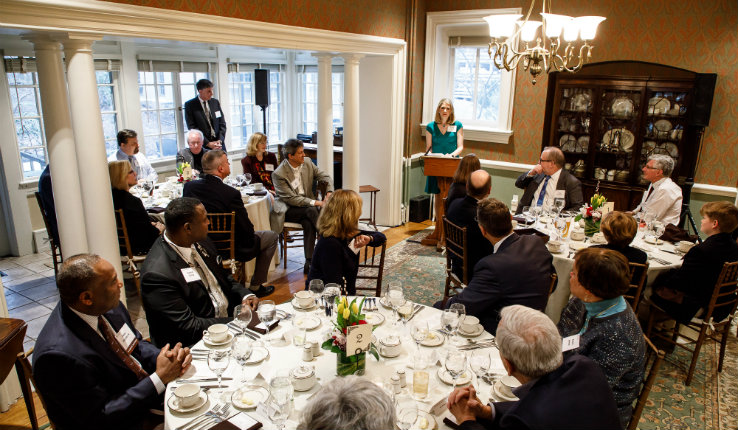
[265,163,275,171]
[447,125,457,132]
[116,324,138,353]
[554,190,566,199]
[181,267,201,283]
[562,334,580,352]
[215,110,222,118]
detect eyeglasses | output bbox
[539,158,553,164]
[643,165,659,170]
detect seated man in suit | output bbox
[184,79,227,151]
[183,150,277,298]
[38,164,59,245]
[447,305,621,430]
[33,254,192,430]
[514,146,583,214]
[630,154,683,226]
[108,129,157,181]
[272,139,334,273]
[141,197,261,347]
[177,129,210,173]
[442,199,554,334]
[446,169,494,283]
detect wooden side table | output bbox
[359,185,380,231]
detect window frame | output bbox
[97,69,122,158]
[227,64,285,148]
[298,65,344,135]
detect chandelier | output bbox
[484,1,605,84]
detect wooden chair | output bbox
[279,182,328,269]
[34,192,62,278]
[355,240,387,296]
[627,335,665,430]
[15,348,53,430]
[442,216,467,301]
[645,261,738,385]
[205,212,236,268]
[547,273,558,301]
[114,209,145,296]
[626,262,649,312]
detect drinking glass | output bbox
[441,310,460,340]
[410,320,429,352]
[268,403,290,430]
[323,284,341,315]
[412,355,430,400]
[445,349,467,390]
[141,180,153,204]
[449,303,466,345]
[233,304,252,332]
[652,221,665,240]
[553,198,565,215]
[244,173,252,187]
[396,396,418,430]
[388,282,405,326]
[256,300,276,343]
[397,301,414,327]
[521,206,531,224]
[554,217,568,241]
[531,204,543,229]
[207,349,230,389]
[231,335,253,382]
[269,376,293,430]
[308,279,325,306]
[470,350,491,385]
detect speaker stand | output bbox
[259,105,268,133]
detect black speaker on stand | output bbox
[255,69,270,133]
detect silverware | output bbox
[243,327,262,338]
[227,322,258,339]
[177,377,233,383]
[169,384,219,390]
[660,248,681,255]
[178,403,226,430]
[407,304,424,321]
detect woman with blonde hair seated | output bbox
[108,160,164,255]
[241,132,278,194]
[306,190,386,295]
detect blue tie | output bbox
[536,175,551,206]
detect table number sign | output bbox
[346,324,373,357]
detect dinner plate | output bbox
[611,97,634,117]
[568,241,588,250]
[231,385,269,410]
[203,332,234,347]
[654,119,673,132]
[576,136,589,153]
[410,411,438,430]
[559,134,577,151]
[168,391,208,413]
[420,331,445,347]
[437,368,472,386]
[291,297,317,311]
[648,97,670,115]
[572,93,591,112]
[643,236,664,246]
[601,128,634,152]
[293,315,321,331]
[244,347,269,365]
[363,311,385,326]
[458,324,484,338]
[665,143,679,158]
[379,296,393,309]
[642,140,656,155]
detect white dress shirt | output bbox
[288,162,316,206]
[633,177,683,226]
[493,232,515,254]
[109,150,157,181]
[530,168,562,212]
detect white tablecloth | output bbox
[164,301,501,430]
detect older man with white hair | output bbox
[447,305,621,430]
[177,129,210,173]
[631,154,683,226]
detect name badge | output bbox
[447,125,457,132]
[215,110,222,118]
[181,267,201,283]
[562,334,580,352]
[554,190,566,199]
[265,163,275,171]
[115,324,138,354]
[348,238,361,255]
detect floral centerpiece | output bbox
[575,190,607,237]
[177,162,193,183]
[322,296,379,376]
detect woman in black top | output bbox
[445,153,480,212]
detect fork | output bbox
[179,404,224,430]
[190,403,232,430]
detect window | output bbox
[299,66,344,135]
[267,69,282,141]
[97,70,121,157]
[227,65,284,148]
[5,58,46,179]
[451,46,502,124]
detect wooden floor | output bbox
[0,220,433,430]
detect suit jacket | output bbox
[459,355,621,430]
[140,237,250,347]
[445,182,467,212]
[184,97,227,151]
[32,302,161,430]
[446,195,494,283]
[38,165,59,244]
[514,169,583,214]
[183,174,259,260]
[112,188,160,255]
[446,233,554,334]
[177,147,209,172]
[272,158,334,208]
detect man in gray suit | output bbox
[514,146,583,214]
[272,139,334,273]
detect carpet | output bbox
[357,227,737,430]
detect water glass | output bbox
[445,349,467,390]
[232,335,253,382]
[233,304,252,331]
[256,300,276,342]
[449,303,466,345]
[207,349,230,388]
[470,350,491,385]
[396,396,418,430]
[244,173,252,187]
[308,279,325,305]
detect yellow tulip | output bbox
[351,302,359,314]
[342,297,348,308]
[337,303,344,315]
[343,308,351,319]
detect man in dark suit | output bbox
[184,79,227,152]
[140,197,260,347]
[443,198,554,334]
[38,164,59,245]
[33,254,192,430]
[183,150,276,298]
[446,169,494,283]
[514,146,583,214]
[447,305,621,430]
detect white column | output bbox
[313,53,334,178]
[62,34,124,282]
[341,54,363,192]
[26,34,89,257]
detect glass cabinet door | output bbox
[639,90,689,184]
[556,86,594,180]
[594,89,643,184]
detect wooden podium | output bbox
[421,156,460,247]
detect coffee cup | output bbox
[253,182,264,191]
[295,290,314,308]
[203,323,229,342]
[592,232,606,244]
[460,315,479,333]
[571,230,585,241]
[498,375,521,398]
[290,365,317,391]
[379,335,401,356]
[677,240,695,253]
[173,383,201,408]
[547,240,562,253]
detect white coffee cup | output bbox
[592,232,607,244]
[295,290,314,308]
[460,315,479,333]
[253,182,264,191]
[203,323,229,342]
[173,383,201,408]
[379,335,401,356]
[547,240,562,253]
[571,230,585,241]
[290,365,317,391]
[677,240,695,253]
[498,375,521,398]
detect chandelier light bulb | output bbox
[562,19,580,42]
[484,14,523,39]
[541,13,572,39]
[519,20,543,42]
[577,16,606,40]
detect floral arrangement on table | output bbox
[322,296,379,376]
[177,162,193,183]
[575,189,608,237]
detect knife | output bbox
[176,377,233,383]
[227,322,258,339]
[407,304,424,321]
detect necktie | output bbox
[645,185,655,201]
[97,316,148,380]
[202,101,215,139]
[536,175,551,207]
[191,247,228,318]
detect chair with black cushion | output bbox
[34,192,62,278]
[626,262,649,312]
[442,216,467,301]
[114,209,145,297]
[355,240,387,297]
[645,261,738,385]
[628,335,665,430]
[15,348,53,430]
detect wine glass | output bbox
[243,173,252,188]
[441,310,460,341]
[308,279,325,307]
[521,206,531,225]
[207,349,230,389]
[235,174,246,187]
[553,198,565,215]
[410,320,429,353]
[554,216,568,241]
[396,396,418,430]
[233,304,253,332]
[444,349,467,391]
[140,180,153,204]
[652,221,665,241]
[470,350,491,385]
[322,284,341,316]
[231,335,253,383]
[269,376,293,430]
[531,204,543,229]
[388,282,405,326]
[449,303,466,345]
[397,301,414,327]
[256,300,276,343]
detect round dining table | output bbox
[163,299,503,430]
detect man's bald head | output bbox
[468,169,491,200]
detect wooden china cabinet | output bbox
[541,61,716,211]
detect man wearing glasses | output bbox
[514,146,583,214]
[630,154,682,226]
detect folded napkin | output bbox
[515,227,550,245]
[659,223,698,243]
[248,314,279,335]
[210,412,262,430]
[146,207,166,213]
[247,190,268,196]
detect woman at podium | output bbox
[425,98,464,221]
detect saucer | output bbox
[437,368,471,386]
[363,312,385,326]
[379,296,393,309]
[291,297,318,311]
[203,332,234,346]
[293,315,321,331]
[546,245,565,254]
[643,236,664,245]
[568,241,588,251]
[378,346,402,358]
[420,331,445,347]
[458,324,484,337]
[491,383,518,402]
[231,385,269,409]
[244,347,269,365]
[411,411,438,430]
[168,391,208,413]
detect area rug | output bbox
[357,227,737,430]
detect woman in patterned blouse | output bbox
[241,132,279,194]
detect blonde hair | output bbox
[317,189,362,240]
[434,98,455,125]
[246,132,267,157]
[108,160,133,191]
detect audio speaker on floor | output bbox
[255,69,270,108]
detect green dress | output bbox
[425,120,462,194]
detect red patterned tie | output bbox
[97,316,149,380]
[645,186,655,201]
